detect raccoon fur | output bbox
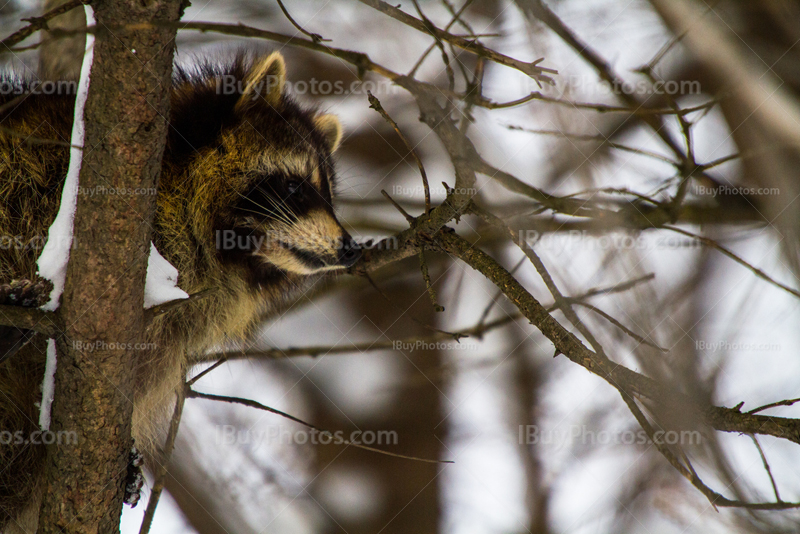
[0,51,360,531]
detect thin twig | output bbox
[275,0,328,43]
[746,397,800,415]
[188,389,453,464]
[408,0,476,77]
[369,92,431,214]
[505,125,678,165]
[356,0,557,84]
[418,247,444,312]
[139,380,187,534]
[411,0,454,95]
[196,314,519,364]
[662,225,800,299]
[750,434,782,503]
[0,0,84,51]
[363,272,460,337]
[620,392,800,510]
[574,302,668,352]
[381,190,415,223]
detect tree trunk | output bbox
[36,0,182,531]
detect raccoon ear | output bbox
[237,52,286,111]
[314,113,343,153]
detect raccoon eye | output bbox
[286,180,303,196]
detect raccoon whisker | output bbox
[259,184,298,223]
[235,190,294,227]
[263,194,297,224]
[235,206,280,222]
[235,206,270,219]
[249,185,296,226]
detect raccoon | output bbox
[0,51,360,531]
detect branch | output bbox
[139,380,187,534]
[355,0,557,85]
[144,288,216,324]
[663,225,800,299]
[188,389,452,464]
[0,0,84,51]
[621,391,800,510]
[194,314,519,364]
[36,1,183,530]
[432,229,800,446]
[0,305,59,336]
[368,92,432,214]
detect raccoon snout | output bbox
[338,238,361,267]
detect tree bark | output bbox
[36,0,182,531]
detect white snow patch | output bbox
[36,5,95,311]
[144,243,189,309]
[38,339,57,431]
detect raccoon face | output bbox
[205,53,360,278]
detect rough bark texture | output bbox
[36,0,182,531]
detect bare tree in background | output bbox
[2,0,800,532]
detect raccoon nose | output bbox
[338,238,362,267]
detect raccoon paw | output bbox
[124,445,145,507]
[0,278,53,308]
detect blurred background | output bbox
[3,0,800,532]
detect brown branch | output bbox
[620,392,800,510]
[188,389,453,464]
[432,229,800,447]
[139,379,187,534]
[194,314,519,364]
[0,305,60,336]
[368,91,432,214]
[746,397,800,415]
[663,225,800,299]
[275,0,328,43]
[355,0,557,84]
[0,0,84,51]
[750,434,782,503]
[36,0,183,530]
[144,288,216,324]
